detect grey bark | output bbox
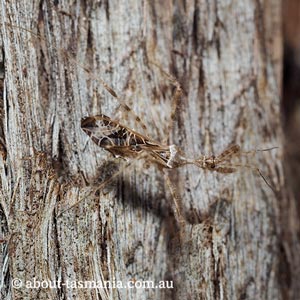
[0,1,299,300]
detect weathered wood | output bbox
[0,1,299,299]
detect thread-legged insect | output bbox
[81,114,277,225]
[7,23,277,225]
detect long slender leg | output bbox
[150,61,183,144]
[57,150,165,217]
[7,23,150,137]
[163,169,186,228]
[68,57,151,135]
[223,146,277,192]
[235,163,276,193]
[213,166,237,173]
[214,144,241,164]
[57,160,133,217]
[214,162,276,193]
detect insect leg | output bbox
[213,144,241,164]
[218,162,276,193]
[57,160,133,217]
[150,61,183,144]
[163,169,186,228]
[6,23,150,137]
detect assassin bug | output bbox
[5,22,277,224]
[81,115,251,173]
[81,114,277,225]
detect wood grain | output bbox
[0,1,299,299]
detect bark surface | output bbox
[0,1,299,299]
